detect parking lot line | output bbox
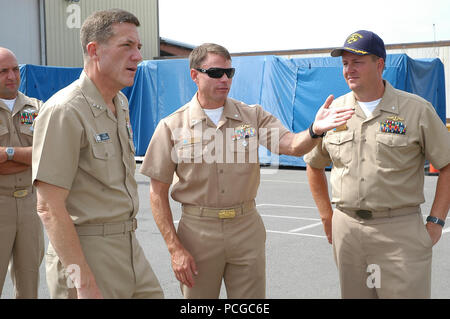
[257,203,317,209]
[261,179,308,184]
[267,230,326,239]
[289,222,323,233]
[260,214,320,221]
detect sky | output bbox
[159,0,450,53]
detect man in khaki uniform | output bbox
[305,30,450,298]
[32,9,163,299]
[0,47,44,298]
[141,43,354,298]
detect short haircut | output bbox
[189,43,231,69]
[80,8,140,55]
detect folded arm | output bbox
[0,146,32,174]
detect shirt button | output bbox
[221,190,225,193]
[219,169,224,173]
[361,178,365,182]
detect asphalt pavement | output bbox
[2,165,449,299]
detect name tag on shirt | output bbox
[95,132,110,143]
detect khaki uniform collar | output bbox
[79,71,127,118]
[0,99,8,112]
[375,81,400,115]
[0,93,18,113]
[188,93,207,127]
[189,93,243,128]
[8,92,34,116]
[352,80,399,120]
[12,92,26,116]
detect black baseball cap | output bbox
[331,30,386,61]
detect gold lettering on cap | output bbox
[347,33,363,44]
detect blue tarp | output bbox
[19,54,446,166]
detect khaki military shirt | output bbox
[0,92,41,191]
[304,81,450,211]
[32,71,138,224]
[140,93,290,208]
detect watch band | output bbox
[426,216,445,227]
[309,122,325,139]
[5,147,14,161]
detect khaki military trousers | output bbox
[0,189,44,298]
[46,222,164,299]
[177,203,266,299]
[332,207,432,299]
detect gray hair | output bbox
[80,8,140,55]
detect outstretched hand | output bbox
[313,95,355,135]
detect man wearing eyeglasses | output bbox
[141,43,354,298]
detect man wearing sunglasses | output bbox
[141,43,354,298]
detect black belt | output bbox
[337,206,420,220]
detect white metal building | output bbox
[0,0,159,67]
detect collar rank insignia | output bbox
[380,116,406,135]
[232,124,256,141]
[20,109,38,125]
[125,116,133,139]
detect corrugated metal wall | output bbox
[44,0,159,67]
[0,0,42,65]
[388,46,449,120]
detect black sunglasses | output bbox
[195,67,236,79]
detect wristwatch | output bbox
[426,216,445,227]
[309,122,326,139]
[5,147,14,161]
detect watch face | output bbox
[6,147,14,160]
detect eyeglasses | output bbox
[195,67,236,79]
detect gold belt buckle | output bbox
[13,189,28,198]
[218,209,236,219]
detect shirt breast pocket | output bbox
[176,142,206,163]
[17,125,34,147]
[91,141,116,161]
[228,136,259,164]
[0,125,8,137]
[376,133,410,169]
[326,131,354,166]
